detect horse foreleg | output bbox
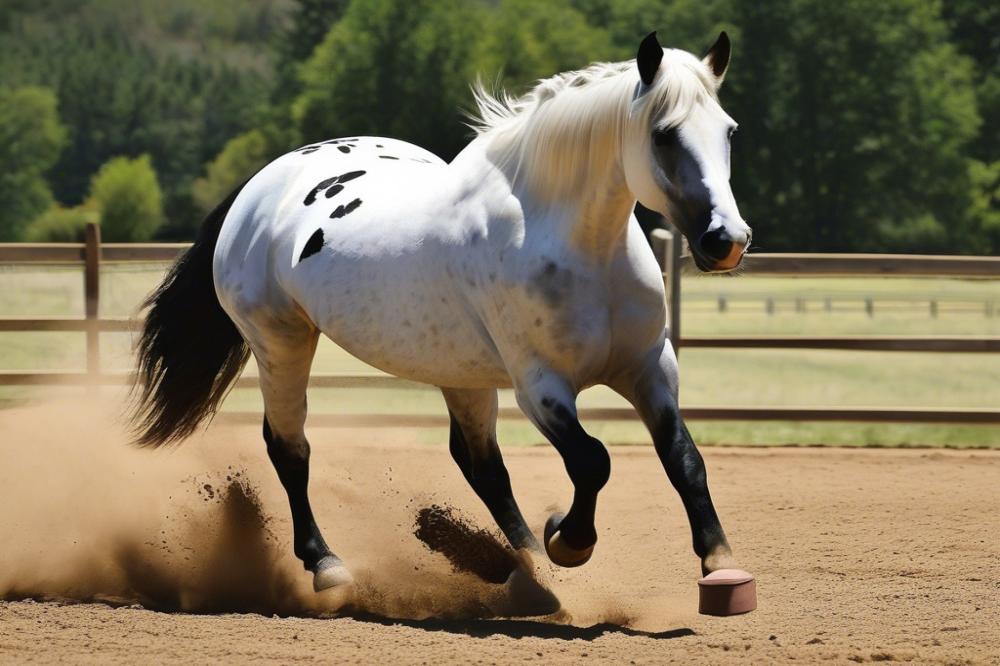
[515,371,610,568]
[617,343,736,576]
[441,387,539,551]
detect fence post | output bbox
[650,227,681,355]
[84,222,101,378]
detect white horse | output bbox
[132,32,751,595]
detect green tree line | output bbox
[0,0,995,252]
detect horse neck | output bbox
[481,87,639,259]
[550,162,636,259]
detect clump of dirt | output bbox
[413,504,518,584]
[410,504,562,618]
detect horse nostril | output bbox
[699,229,734,261]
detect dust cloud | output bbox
[0,397,617,622]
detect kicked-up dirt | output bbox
[0,400,997,664]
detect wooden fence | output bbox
[0,222,998,426]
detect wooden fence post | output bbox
[650,226,682,356]
[84,222,101,378]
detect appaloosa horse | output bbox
[132,32,752,594]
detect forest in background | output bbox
[0,0,996,253]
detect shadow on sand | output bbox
[343,612,696,641]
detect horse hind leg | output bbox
[248,321,352,592]
[441,387,539,552]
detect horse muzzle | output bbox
[695,226,751,273]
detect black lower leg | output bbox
[653,406,729,559]
[448,416,539,550]
[263,418,334,571]
[540,403,611,552]
[555,434,610,551]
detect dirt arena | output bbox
[1,400,997,664]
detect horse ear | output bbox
[637,32,663,86]
[702,31,731,82]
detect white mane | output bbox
[469,49,719,199]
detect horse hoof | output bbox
[698,569,757,616]
[503,550,562,616]
[543,513,593,568]
[313,556,354,592]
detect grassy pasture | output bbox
[0,263,997,448]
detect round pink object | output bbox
[698,569,757,616]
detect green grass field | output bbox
[0,263,997,448]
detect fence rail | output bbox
[1,223,999,425]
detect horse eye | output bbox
[727,126,737,140]
[653,128,677,146]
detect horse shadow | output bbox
[342,612,696,642]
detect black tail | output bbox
[130,185,251,447]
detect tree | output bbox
[716,0,980,252]
[0,86,66,241]
[192,129,273,214]
[293,0,618,160]
[479,0,613,91]
[272,0,351,103]
[941,0,998,164]
[0,1,284,230]
[569,0,727,59]
[293,0,487,159]
[22,206,97,242]
[87,155,164,241]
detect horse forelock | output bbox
[468,49,718,199]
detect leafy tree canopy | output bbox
[0,87,66,241]
[88,155,164,242]
[0,0,994,253]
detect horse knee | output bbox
[566,436,611,493]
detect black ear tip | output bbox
[637,31,664,85]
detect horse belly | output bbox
[298,261,511,388]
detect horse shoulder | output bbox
[602,220,669,373]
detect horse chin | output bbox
[691,247,745,274]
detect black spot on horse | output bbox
[338,146,351,154]
[379,155,399,160]
[330,198,363,219]
[337,170,366,183]
[299,229,324,262]
[304,176,340,205]
[303,170,367,206]
[375,144,384,148]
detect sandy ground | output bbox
[1,400,998,664]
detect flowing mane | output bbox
[468,49,720,198]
